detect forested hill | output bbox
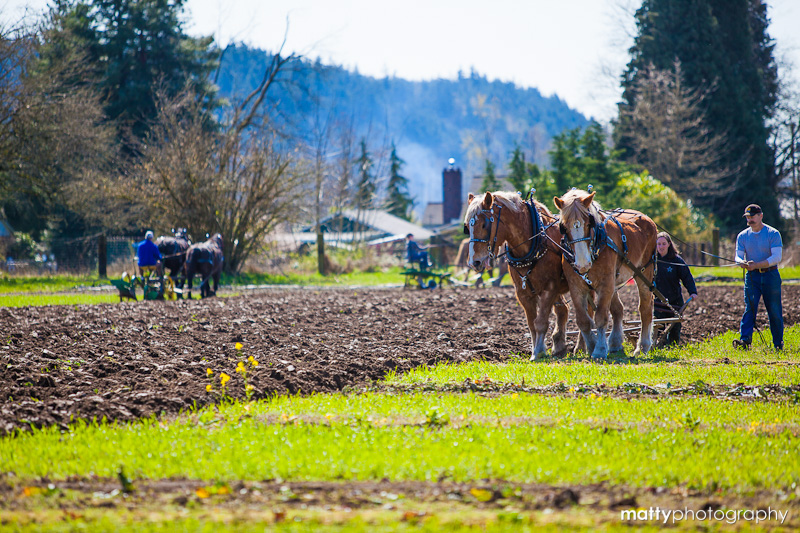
[216,44,589,211]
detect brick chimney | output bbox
[442,159,462,224]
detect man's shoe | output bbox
[775,343,784,351]
[732,339,751,350]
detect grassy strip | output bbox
[385,325,800,388]
[1,394,798,490]
[204,392,800,427]
[0,293,121,307]
[388,359,800,388]
[691,264,800,279]
[0,275,109,294]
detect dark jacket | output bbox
[406,240,426,262]
[655,254,696,306]
[136,239,162,267]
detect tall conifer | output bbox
[616,0,779,232]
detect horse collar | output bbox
[506,200,548,272]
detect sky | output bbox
[3,0,800,123]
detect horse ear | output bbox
[554,196,564,210]
[481,192,493,209]
[468,193,475,204]
[581,192,596,208]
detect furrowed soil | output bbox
[2,285,800,434]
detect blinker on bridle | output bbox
[465,204,503,262]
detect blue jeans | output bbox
[739,269,783,347]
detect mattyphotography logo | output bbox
[621,506,789,525]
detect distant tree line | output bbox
[477,0,794,239]
[2,0,795,274]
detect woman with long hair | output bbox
[654,232,698,346]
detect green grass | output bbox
[0,274,110,294]
[691,264,800,279]
[1,394,797,491]
[223,267,407,287]
[0,293,120,307]
[390,359,800,388]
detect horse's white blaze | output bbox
[570,221,593,273]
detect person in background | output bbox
[733,204,784,350]
[136,231,164,298]
[654,232,698,346]
[405,233,431,270]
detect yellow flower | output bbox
[235,342,243,351]
[206,384,213,392]
[251,359,259,367]
[206,368,213,377]
[511,393,519,399]
[220,372,231,386]
[245,384,254,392]
[236,362,246,374]
[196,487,210,499]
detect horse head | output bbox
[554,190,602,274]
[174,228,189,241]
[464,191,520,273]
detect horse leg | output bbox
[591,285,615,359]
[571,287,597,356]
[550,294,569,358]
[515,288,541,360]
[607,291,625,353]
[633,276,655,356]
[200,272,209,298]
[185,266,194,300]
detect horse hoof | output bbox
[591,353,608,361]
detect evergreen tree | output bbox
[507,145,529,192]
[579,122,616,196]
[616,0,779,232]
[383,143,413,220]
[354,139,376,210]
[480,159,500,192]
[549,128,582,194]
[42,0,218,142]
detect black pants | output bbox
[655,301,683,346]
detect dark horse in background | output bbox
[156,228,191,298]
[184,233,224,299]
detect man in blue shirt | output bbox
[733,204,783,350]
[136,231,164,298]
[405,233,431,270]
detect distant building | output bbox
[267,209,435,252]
[422,159,463,228]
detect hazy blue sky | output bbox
[3,0,799,122]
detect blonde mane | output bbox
[466,191,555,222]
[558,189,602,226]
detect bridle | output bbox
[560,210,606,265]
[464,204,503,266]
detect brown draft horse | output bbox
[465,191,576,359]
[554,190,658,359]
[184,233,224,299]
